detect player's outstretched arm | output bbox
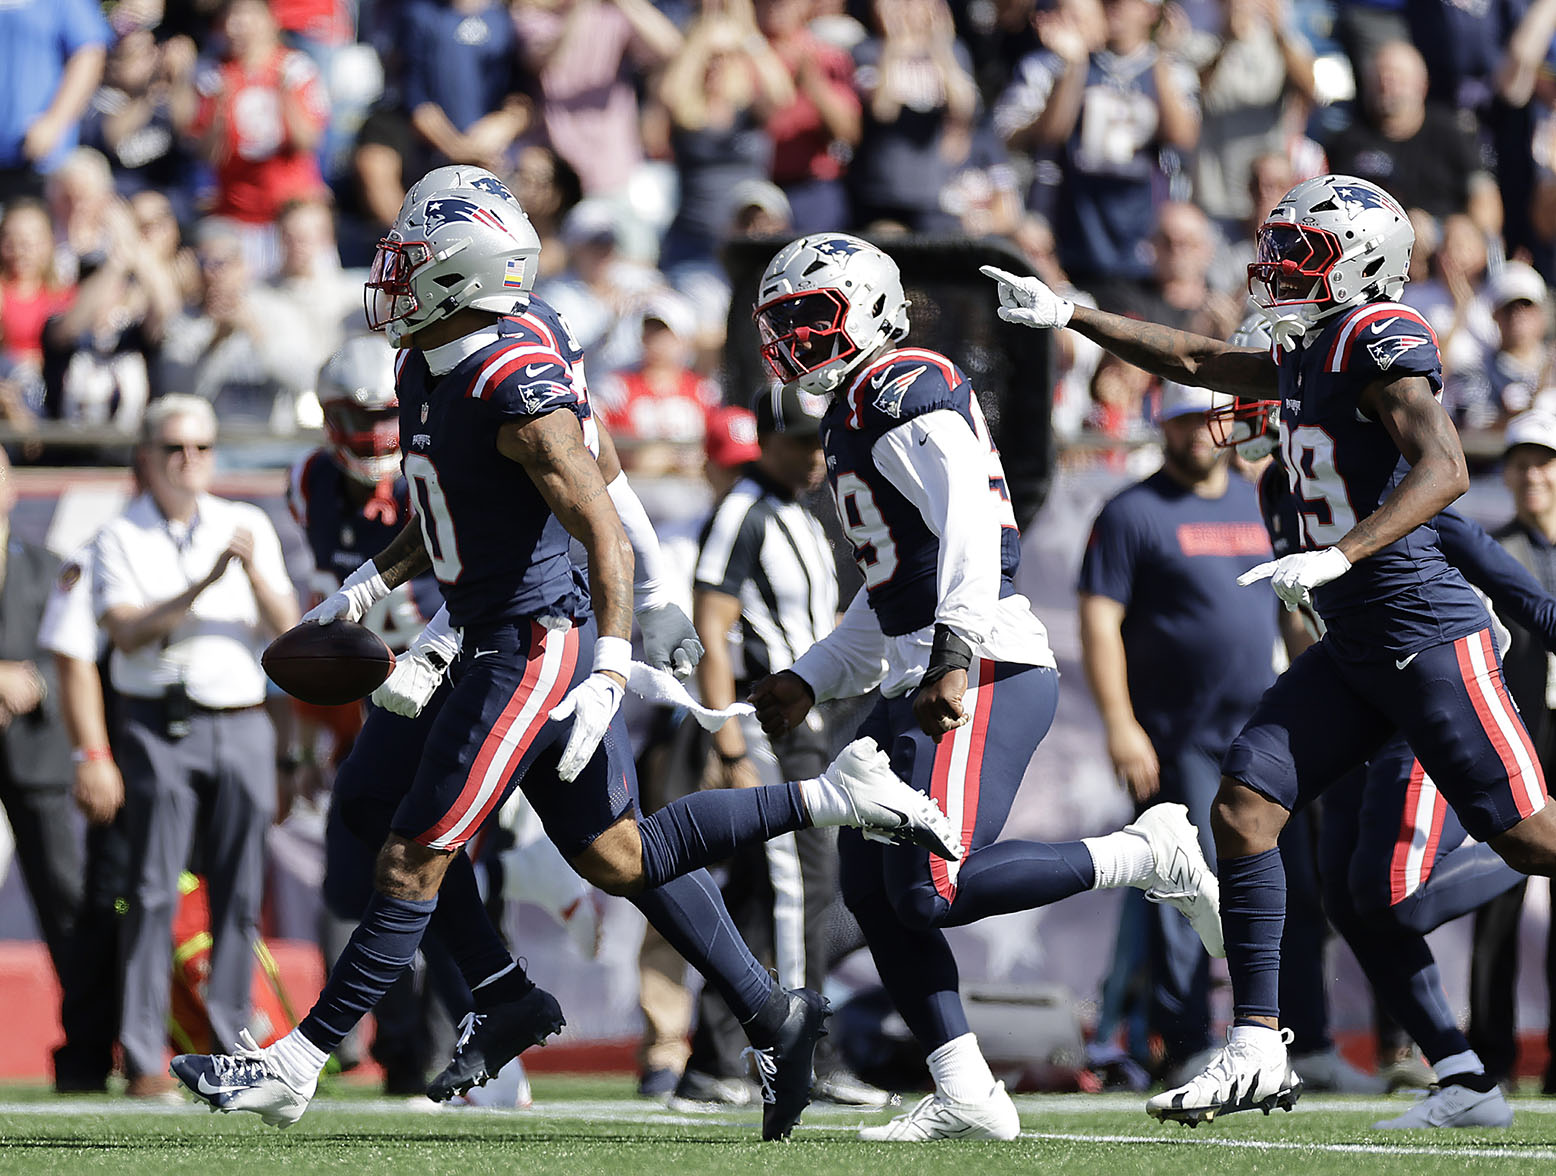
[981,266,1276,396]
[1436,507,1556,647]
[1339,375,1470,566]
[373,518,433,590]
[498,411,635,642]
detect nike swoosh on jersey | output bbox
[471,648,500,660]
[1395,652,1419,670]
[1368,318,1399,334]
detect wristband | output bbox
[920,624,973,689]
[592,635,632,680]
[72,747,112,765]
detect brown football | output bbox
[262,620,395,706]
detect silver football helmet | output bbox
[318,336,400,484]
[399,165,522,223]
[366,186,542,346]
[1207,311,1280,460]
[1248,174,1413,343]
[753,233,910,395]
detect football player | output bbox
[987,173,1556,1125]
[748,233,1222,1141]
[1222,337,1528,1128]
[173,184,958,1140]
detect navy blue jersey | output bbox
[819,347,1020,637]
[287,450,442,653]
[1273,300,1487,659]
[1080,470,1276,754]
[396,312,590,627]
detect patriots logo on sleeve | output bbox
[423,197,508,234]
[872,366,927,418]
[1367,334,1431,370]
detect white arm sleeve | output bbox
[788,586,888,703]
[870,410,1003,648]
[606,469,672,611]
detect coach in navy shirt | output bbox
[1078,380,1275,1073]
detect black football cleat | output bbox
[426,985,566,1102]
[745,987,832,1141]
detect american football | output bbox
[261,620,395,706]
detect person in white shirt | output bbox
[93,394,298,1093]
[749,233,1224,1140]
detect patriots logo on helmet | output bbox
[872,366,926,418]
[468,176,517,203]
[423,197,509,234]
[1367,334,1429,370]
[812,237,863,260]
[1332,184,1393,220]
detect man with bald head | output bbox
[1326,40,1501,232]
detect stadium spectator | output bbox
[940,124,1024,239]
[267,198,363,378]
[0,448,78,991]
[154,222,314,430]
[594,292,719,476]
[1414,214,1500,427]
[512,144,583,280]
[338,102,418,266]
[46,148,118,285]
[1471,409,1556,1093]
[0,200,76,387]
[849,0,979,232]
[175,0,331,276]
[1106,200,1241,337]
[1325,40,1501,235]
[511,0,685,197]
[79,29,200,221]
[754,0,863,232]
[541,199,668,374]
[40,199,179,429]
[1452,262,1555,430]
[0,0,109,203]
[995,0,1200,287]
[130,189,201,306]
[1181,0,1315,224]
[1210,149,1295,294]
[93,394,297,1098]
[656,1,791,270]
[399,0,530,174]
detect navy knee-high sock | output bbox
[428,852,530,1008]
[299,893,437,1053]
[1219,848,1285,1023]
[1393,843,1525,934]
[1330,898,1470,1064]
[940,840,1095,927]
[637,783,809,889]
[847,874,967,1050]
[633,870,775,1028]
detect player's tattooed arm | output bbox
[1340,375,1471,564]
[372,518,433,589]
[1066,305,1278,396]
[593,419,623,483]
[497,411,635,643]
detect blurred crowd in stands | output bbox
[2,0,1555,462]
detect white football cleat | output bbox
[1373,1081,1513,1129]
[170,1030,315,1128]
[1127,803,1223,957]
[824,738,961,861]
[1147,1027,1300,1126]
[859,1081,1020,1141]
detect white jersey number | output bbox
[833,472,899,588]
[1282,424,1358,547]
[404,454,464,582]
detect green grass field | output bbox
[3,1077,1555,1175]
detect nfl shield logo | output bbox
[420,403,429,423]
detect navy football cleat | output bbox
[426,985,566,1102]
[745,987,832,1141]
[170,1029,314,1128]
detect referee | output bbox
[674,383,884,1108]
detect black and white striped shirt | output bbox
[694,469,838,683]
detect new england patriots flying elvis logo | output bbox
[423,197,509,234]
[872,366,927,418]
[1367,334,1430,370]
[1332,184,1394,220]
[467,176,517,203]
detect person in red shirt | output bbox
[756,0,862,232]
[176,0,329,273]
[0,199,74,372]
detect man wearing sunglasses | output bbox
[91,394,298,1098]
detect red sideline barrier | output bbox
[0,939,1545,1084]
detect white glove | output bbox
[1238,548,1352,610]
[370,607,459,717]
[303,562,389,626]
[638,603,703,679]
[980,265,1074,330]
[549,674,626,782]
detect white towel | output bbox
[626,661,751,731]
